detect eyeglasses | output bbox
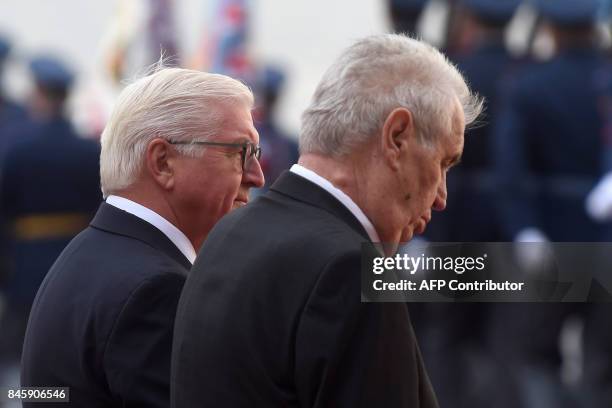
[169,140,261,171]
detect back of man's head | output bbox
[299,34,482,156]
[100,67,253,198]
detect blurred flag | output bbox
[103,0,179,84]
[191,0,254,81]
[148,0,180,65]
[80,0,180,138]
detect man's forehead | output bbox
[435,119,464,164]
[449,130,464,158]
[215,105,259,143]
[449,104,466,153]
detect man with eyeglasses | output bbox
[172,34,482,407]
[20,67,264,407]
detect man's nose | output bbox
[243,157,265,188]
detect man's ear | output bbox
[381,107,414,171]
[145,138,176,190]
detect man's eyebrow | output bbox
[224,135,253,144]
[236,130,259,143]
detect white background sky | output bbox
[0,0,390,136]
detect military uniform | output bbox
[415,2,522,408]
[0,36,27,164]
[0,100,28,164]
[254,66,298,191]
[388,0,428,35]
[0,36,29,286]
[494,48,608,242]
[491,1,609,407]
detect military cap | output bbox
[390,0,429,13]
[462,0,522,24]
[260,66,286,94]
[29,56,74,90]
[534,0,600,26]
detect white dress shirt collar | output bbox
[106,195,197,264]
[290,164,380,242]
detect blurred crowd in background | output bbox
[399,1,612,407]
[1,0,612,407]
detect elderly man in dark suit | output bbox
[172,34,482,408]
[20,67,264,407]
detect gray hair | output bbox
[300,34,483,156]
[100,67,253,198]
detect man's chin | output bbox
[400,228,414,243]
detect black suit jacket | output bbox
[172,171,438,407]
[21,203,190,407]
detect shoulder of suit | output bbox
[225,194,364,248]
[54,226,188,286]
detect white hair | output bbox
[100,67,253,198]
[300,34,483,156]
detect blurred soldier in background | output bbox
[442,0,522,242]
[0,56,101,373]
[582,296,612,407]
[491,0,609,406]
[494,1,607,243]
[581,3,612,402]
[387,0,428,35]
[0,35,28,291]
[254,66,298,190]
[0,36,27,164]
[414,2,522,408]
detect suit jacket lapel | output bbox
[270,171,371,241]
[90,202,192,271]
